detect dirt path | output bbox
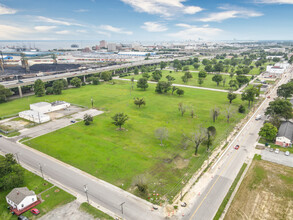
[39,201,94,220]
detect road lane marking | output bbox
[189,149,238,220]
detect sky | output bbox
[0,0,293,41]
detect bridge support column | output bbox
[83,75,86,83]
[113,70,116,75]
[18,86,23,98]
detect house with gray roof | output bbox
[6,187,37,211]
[275,121,293,147]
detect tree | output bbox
[272,57,281,63]
[70,77,82,88]
[181,75,188,84]
[134,97,146,108]
[101,72,112,81]
[198,78,204,86]
[62,79,69,89]
[277,82,293,99]
[160,61,167,70]
[198,70,207,79]
[212,74,223,86]
[92,77,100,85]
[238,104,246,113]
[213,63,224,72]
[211,107,220,122]
[191,127,207,155]
[152,70,162,81]
[176,88,184,96]
[52,80,63,95]
[137,77,148,90]
[193,63,200,69]
[154,127,168,146]
[259,123,278,142]
[178,102,187,116]
[142,72,150,79]
[236,75,249,87]
[83,114,93,125]
[205,126,216,151]
[171,86,177,95]
[225,105,235,123]
[229,80,238,89]
[112,113,128,130]
[205,64,213,72]
[227,92,237,104]
[183,66,189,71]
[134,67,139,75]
[265,98,293,120]
[241,87,259,107]
[34,79,45,97]
[46,87,53,95]
[0,85,12,103]
[155,81,171,94]
[166,75,175,82]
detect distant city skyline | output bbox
[0,0,293,41]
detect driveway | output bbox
[16,109,103,140]
[261,148,293,168]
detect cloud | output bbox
[34,26,57,32]
[168,23,222,40]
[56,30,70,34]
[99,25,133,35]
[141,22,168,32]
[0,24,31,39]
[96,31,111,37]
[121,0,203,17]
[76,29,88,33]
[0,4,17,15]
[256,0,293,3]
[199,7,263,22]
[74,9,89,13]
[37,16,83,26]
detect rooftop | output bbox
[277,121,293,141]
[30,102,51,107]
[6,187,35,205]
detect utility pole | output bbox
[15,152,20,164]
[120,202,125,215]
[39,163,44,179]
[91,97,94,108]
[84,184,89,204]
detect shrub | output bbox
[238,104,246,113]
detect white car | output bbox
[285,151,290,156]
[275,149,280,154]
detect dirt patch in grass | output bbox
[224,159,293,220]
[173,155,189,169]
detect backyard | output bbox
[0,80,249,202]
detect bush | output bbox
[92,77,100,85]
[238,104,246,113]
[46,87,53,95]
[82,82,86,86]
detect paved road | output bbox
[0,56,190,89]
[261,148,293,168]
[0,137,163,220]
[179,65,293,220]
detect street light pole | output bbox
[120,202,125,215]
[39,163,44,179]
[84,184,89,204]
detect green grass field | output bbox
[0,156,75,220]
[125,70,236,90]
[80,203,114,220]
[0,80,248,201]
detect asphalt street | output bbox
[180,65,293,220]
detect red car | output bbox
[267,96,270,99]
[31,208,40,215]
[234,145,240,150]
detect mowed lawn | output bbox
[1,81,247,201]
[124,70,236,90]
[225,158,293,220]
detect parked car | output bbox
[267,96,270,99]
[255,114,262,120]
[0,134,2,138]
[275,149,280,154]
[285,151,290,156]
[31,208,40,215]
[70,120,76,123]
[234,145,240,150]
[270,148,274,152]
[18,215,29,220]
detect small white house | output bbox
[6,187,37,211]
[19,110,50,123]
[275,121,293,147]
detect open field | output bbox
[80,203,114,220]
[124,70,237,90]
[224,157,293,220]
[0,155,75,220]
[2,80,248,201]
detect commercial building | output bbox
[19,110,50,123]
[108,43,117,52]
[100,40,107,49]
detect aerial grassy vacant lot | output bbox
[225,158,293,220]
[125,70,236,90]
[0,81,248,201]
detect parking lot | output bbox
[261,148,293,167]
